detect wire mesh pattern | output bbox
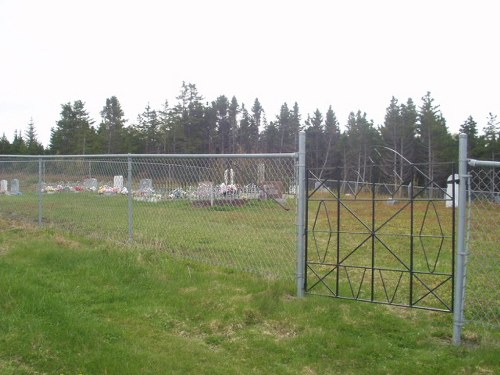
[465,166,500,328]
[306,163,456,311]
[0,154,297,279]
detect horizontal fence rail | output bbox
[0,153,298,279]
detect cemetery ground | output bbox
[0,218,499,374]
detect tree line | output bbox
[2,82,499,183]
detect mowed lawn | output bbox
[0,218,498,375]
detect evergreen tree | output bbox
[203,102,218,154]
[417,92,454,186]
[482,112,500,160]
[11,130,27,155]
[136,103,161,153]
[400,98,418,164]
[228,96,240,153]
[304,109,324,171]
[98,96,126,154]
[459,116,482,158]
[50,100,95,154]
[290,102,302,148]
[238,104,252,153]
[319,106,340,178]
[379,97,417,191]
[261,120,280,153]
[24,118,44,154]
[0,133,11,154]
[215,95,230,154]
[344,111,380,185]
[250,98,263,152]
[276,103,292,152]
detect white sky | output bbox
[1,0,499,147]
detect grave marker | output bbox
[113,175,123,190]
[83,178,98,191]
[0,180,7,193]
[10,179,19,195]
[139,179,153,191]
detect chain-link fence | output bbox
[465,163,500,328]
[0,153,298,279]
[309,178,448,200]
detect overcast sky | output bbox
[1,0,498,147]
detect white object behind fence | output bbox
[113,175,123,190]
[446,173,459,208]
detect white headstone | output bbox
[11,179,19,195]
[139,179,153,191]
[113,175,123,190]
[446,174,459,208]
[257,163,265,184]
[224,168,234,185]
[0,180,7,193]
[83,178,98,191]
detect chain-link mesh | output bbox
[465,166,500,328]
[0,154,297,279]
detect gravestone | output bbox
[0,180,7,193]
[113,175,124,190]
[257,163,265,184]
[83,178,98,191]
[10,179,19,195]
[261,181,284,199]
[224,168,234,185]
[139,179,153,191]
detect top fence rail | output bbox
[0,153,297,160]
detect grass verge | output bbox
[0,218,498,375]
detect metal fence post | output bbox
[296,131,306,297]
[453,133,468,345]
[38,157,43,226]
[127,154,134,242]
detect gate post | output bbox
[38,157,43,226]
[127,154,134,242]
[453,133,468,345]
[296,132,306,297]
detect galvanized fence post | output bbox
[453,133,468,345]
[296,131,306,297]
[38,157,43,226]
[127,154,134,242]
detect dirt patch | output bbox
[191,199,248,207]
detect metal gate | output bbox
[305,163,456,312]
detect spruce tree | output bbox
[24,118,44,154]
[50,100,95,154]
[319,106,340,179]
[0,133,10,154]
[417,92,454,188]
[459,116,481,157]
[98,96,126,154]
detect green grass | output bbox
[0,218,499,374]
[306,192,457,310]
[0,192,297,277]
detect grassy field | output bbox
[0,218,499,375]
[0,189,497,316]
[0,192,297,278]
[307,191,456,310]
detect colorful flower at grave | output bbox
[98,185,115,195]
[44,185,56,193]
